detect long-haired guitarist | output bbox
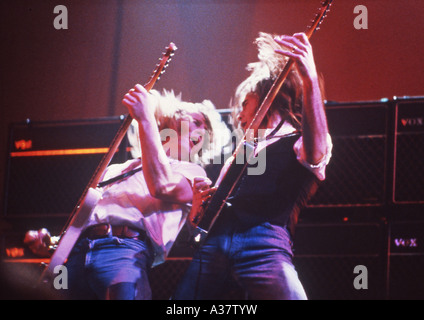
[24,87,228,300]
[173,32,333,300]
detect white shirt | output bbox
[86,157,206,266]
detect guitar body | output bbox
[39,188,101,283]
[193,141,255,244]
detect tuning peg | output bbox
[168,42,177,51]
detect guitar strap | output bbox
[253,119,301,145]
[97,166,143,188]
[265,119,286,140]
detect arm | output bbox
[122,84,193,203]
[274,33,330,165]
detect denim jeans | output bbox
[173,214,307,300]
[64,236,153,300]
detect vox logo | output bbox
[400,117,424,127]
[394,238,418,248]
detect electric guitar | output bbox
[38,43,177,285]
[190,0,333,244]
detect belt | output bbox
[82,224,147,241]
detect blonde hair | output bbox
[232,32,303,130]
[127,89,231,166]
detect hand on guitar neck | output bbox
[274,32,329,167]
[274,33,319,85]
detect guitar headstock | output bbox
[305,0,333,38]
[144,42,177,91]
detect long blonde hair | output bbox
[127,89,231,166]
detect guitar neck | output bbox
[88,114,133,189]
[247,59,295,134]
[243,0,332,136]
[79,42,177,195]
[60,43,177,235]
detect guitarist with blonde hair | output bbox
[25,87,227,300]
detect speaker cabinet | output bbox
[308,102,390,207]
[388,220,424,299]
[0,260,50,299]
[293,221,387,300]
[393,98,424,204]
[3,117,129,217]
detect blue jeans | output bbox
[65,236,153,300]
[173,215,307,300]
